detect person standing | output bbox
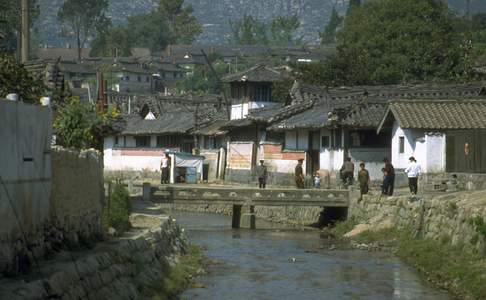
[313,172,321,189]
[381,158,395,196]
[256,160,268,189]
[357,162,370,199]
[160,153,169,184]
[295,159,305,189]
[340,157,355,186]
[404,156,421,195]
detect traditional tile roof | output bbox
[378,100,486,132]
[340,103,388,128]
[221,64,282,83]
[115,94,227,135]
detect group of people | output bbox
[339,156,422,197]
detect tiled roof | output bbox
[221,64,282,83]
[341,103,388,128]
[268,102,336,131]
[382,100,486,130]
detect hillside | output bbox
[36,0,485,48]
[36,0,343,47]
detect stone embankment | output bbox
[0,216,187,299]
[162,203,324,226]
[348,190,486,255]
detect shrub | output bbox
[107,183,131,233]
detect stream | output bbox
[169,211,450,300]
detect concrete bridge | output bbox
[144,185,350,229]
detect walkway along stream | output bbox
[166,210,451,300]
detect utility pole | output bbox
[21,0,29,63]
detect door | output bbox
[446,130,486,173]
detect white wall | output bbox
[391,121,445,173]
[348,148,390,180]
[0,100,52,235]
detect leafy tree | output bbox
[320,7,343,44]
[270,15,301,46]
[346,0,361,15]
[230,15,302,46]
[90,26,132,57]
[54,97,119,149]
[0,54,46,103]
[158,0,202,44]
[176,54,229,95]
[229,15,268,45]
[0,0,40,55]
[58,0,110,60]
[126,12,171,53]
[299,0,470,86]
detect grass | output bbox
[333,223,486,300]
[149,245,206,300]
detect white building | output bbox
[377,100,486,174]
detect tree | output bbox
[0,54,46,103]
[334,0,468,85]
[320,7,343,44]
[270,15,301,46]
[54,97,119,149]
[176,54,229,95]
[230,15,302,46]
[158,0,202,44]
[58,0,110,61]
[229,15,268,45]
[346,0,361,15]
[90,26,132,57]
[0,0,40,56]
[126,12,171,53]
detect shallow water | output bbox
[171,211,450,300]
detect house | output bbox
[104,94,228,181]
[263,82,486,184]
[377,99,486,176]
[111,64,155,94]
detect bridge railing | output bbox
[153,185,349,207]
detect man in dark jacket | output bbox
[295,159,305,189]
[382,158,395,196]
[256,160,268,189]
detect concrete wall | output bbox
[260,142,307,186]
[199,149,220,181]
[0,113,104,278]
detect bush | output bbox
[107,183,131,233]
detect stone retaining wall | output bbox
[162,203,324,226]
[348,191,486,255]
[0,218,186,300]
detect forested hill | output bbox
[36,0,486,47]
[36,0,342,47]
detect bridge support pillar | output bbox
[240,206,256,229]
[232,205,242,228]
[142,182,151,201]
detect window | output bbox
[157,135,179,148]
[146,76,150,82]
[125,75,130,81]
[115,136,119,146]
[399,136,405,153]
[135,136,151,148]
[137,76,142,82]
[254,84,272,102]
[321,136,330,148]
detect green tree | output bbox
[0,0,40,56]
[126,12,171,53]
[58,0,110,60]
[177,54,229,95]
[320,7,343,44]
[270,15,301,46]
[310,0,469,85]
[229,15,268,45]
[0,54,46,103]
[90,26,132,57]
[54,97,119,149]
[158,0,202,44]
[346,0,361,15]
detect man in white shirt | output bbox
[160,153,170,184]
[404,156,421,195]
